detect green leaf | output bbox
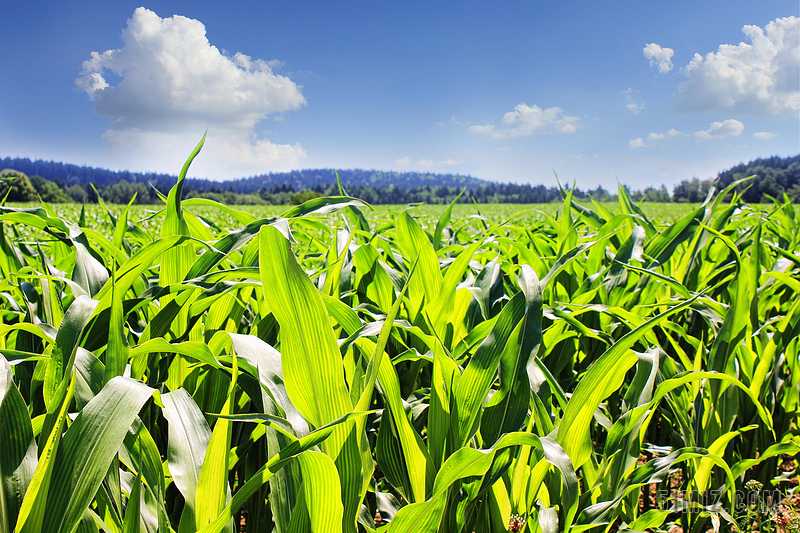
[104,277,129,383]
[433,189,465,250]
[259,225,367,531]
[161,389,212,531]
[557,293,701,469]
[293,451,344,533]
[196,411,372,533]
[17,373,76,533]
[226,332,309,436]
[693,425,758,492]
[159,135,206,391]
[44,295,99,407]
[195,356,237,531]
[0,355,38,533]
[643,203,705,267]
[128,338,223,370]
[354,262,434,503]
[258,225,352,430]
[121,472,144,533]
[395,210,442,318]
[121,418,168,533]
[71,240,109,297]
[184,218,285,280]
[388,432,577,533]
[453,291,527,446]
[280,196,370,219]
[41,377,157,533]
[482,265,544,445]
[424,239,483,338]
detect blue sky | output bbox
[1,1,798,190]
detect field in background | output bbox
[12,201,799,238]
[8,202,709,230]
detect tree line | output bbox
[1,154,797,205]
[0,169,670,205]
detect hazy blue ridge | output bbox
[0,157,489,192]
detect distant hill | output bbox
[2,153,798,205]
[0,157,489,193]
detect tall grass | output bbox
[0,140,797,533]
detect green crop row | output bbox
[0,138,797,533]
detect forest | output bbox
[1,154,798,205]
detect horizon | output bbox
[1,2,798,189]
[3,153,797,193]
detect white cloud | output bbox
[468,103,582,139]
[643,43,675,73]
[753,131,776,139]
[674,16,799,116]
[622,88,644,114]
[76,7,306,178]
[630,128,684,148]
[627,101,645,113]
[694,119,745,141]
[631,122,746,146]
[103,129,306,177]
[629,138,646,148]
[467,124,496,137]
[395,156,412,166]
[647,128,684,142]
[418,159,459,168]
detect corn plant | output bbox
[0,137,797,533]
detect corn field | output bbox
[1,140,798,533]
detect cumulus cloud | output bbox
[76,7,307,178]
[418,159,459,168]
[674,16,799,116]
[468,103,582,139]
[630,128,684,148]
[693,119,745,141]
[395,156,412,166]
[643,43,675,73]
[753,131,776,139]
